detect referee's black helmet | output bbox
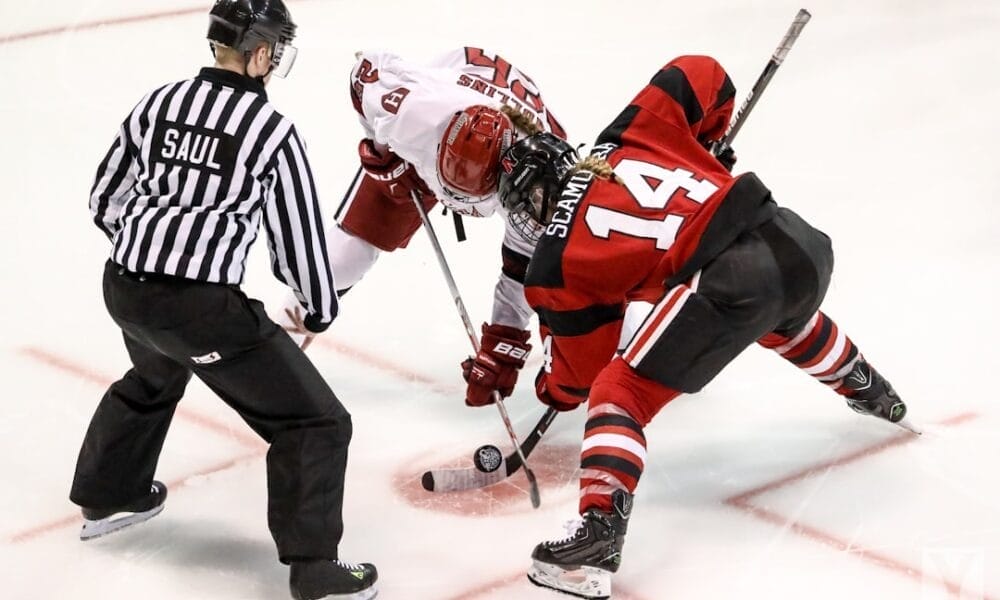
[207,0,297,76]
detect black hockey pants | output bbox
[627,207,834,392]
[70,260,351,562]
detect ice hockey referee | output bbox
[69,1,377,598]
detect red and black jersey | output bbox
[524,55,777,403]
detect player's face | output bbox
[527,184,545,218]
[502,181,549,243]
[527,183,556,224]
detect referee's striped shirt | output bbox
[89,68,336,331]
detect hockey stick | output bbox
[712,8,812,157]
[424,10,813,497]
[421,406,558,492]
[410,191,543,508]
[421,10,812,496]
[707,13,925,437]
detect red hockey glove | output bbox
[534,368,585,412]
[461,323,532,407]
[357,138,429,200]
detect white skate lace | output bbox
[549,517,585,544]
[335,559,365,572]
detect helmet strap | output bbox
[534,161,576,225]
[537,192,551,226]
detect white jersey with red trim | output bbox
[347,48,566,329]
[349,47,566,218]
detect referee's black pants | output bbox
[70,260,351,563]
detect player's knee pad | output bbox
[589,358,681,427]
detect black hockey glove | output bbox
[715,145,737,172]
[705,140,737,172]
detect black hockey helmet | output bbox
[207,0,298,77]
[498,132,578,242]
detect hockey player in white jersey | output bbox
[286,47,566,407]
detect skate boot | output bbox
[289,558,378,600]
[80,481,167,540]
[843,359,907,424]
[527,489,632,599]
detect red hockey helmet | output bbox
[437,105,514,201]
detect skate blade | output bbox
[313,588,377,600]
[894,417,922,435]
[80,504,164,541]
[527,560,611,599]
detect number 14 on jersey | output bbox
[584,158,719,250]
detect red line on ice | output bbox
[725,412,992,600]
[8,346,269,544]
[311,336,461,395]
[0,6,206,44]
[18,346,263,450]
[12,337,458,545]
[0,1,324,46]
[8,449,264,544]
[728,413,976,505]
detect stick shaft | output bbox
[716,8,811,153]
[410,192,541,506]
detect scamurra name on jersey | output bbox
[546,170,596,239]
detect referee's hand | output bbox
[283,307,317,351]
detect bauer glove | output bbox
[357,138,430,200]
[461,323,531,407]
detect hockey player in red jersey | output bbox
[283,48,565,405]
[494,55,909,598]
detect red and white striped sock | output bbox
[758,311,863,395]
[579,402,647,514]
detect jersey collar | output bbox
[197,67,268,100]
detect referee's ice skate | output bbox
[79,481,167,540]
[289,559,378,600]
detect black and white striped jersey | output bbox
[89,68,336,331]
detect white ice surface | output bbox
[1,1,999,599]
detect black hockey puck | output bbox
[421,471,435,491]
[473,444,503,473]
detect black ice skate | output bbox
[843,359,919,433]
[289,558,378,600]
[527,489,632,599]
[80,481,167,541]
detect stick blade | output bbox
[421,462,509,493]
[895,417,923,435]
